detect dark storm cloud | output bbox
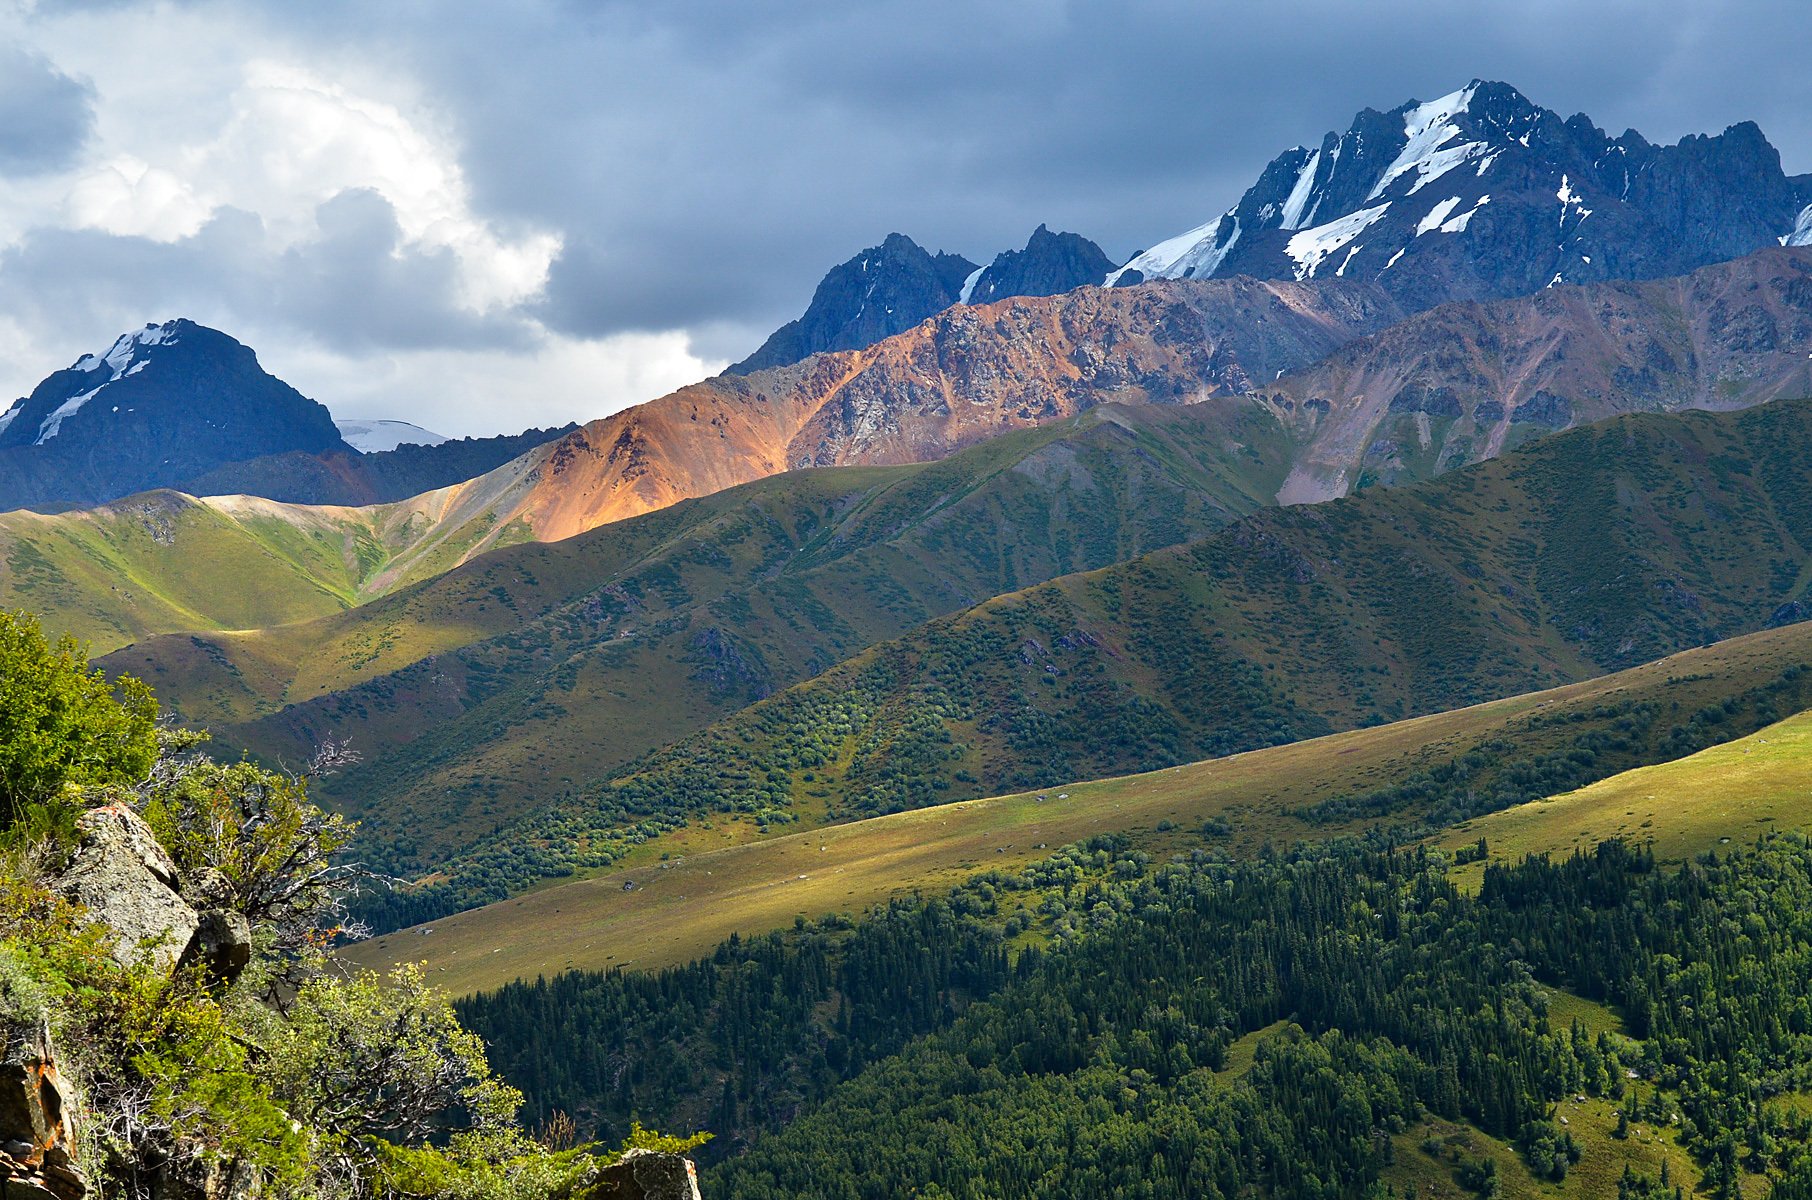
[250,0,1807,351]
[0,49,95,174]
[12,0,1812,369]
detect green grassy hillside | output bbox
[1437,705,1812,886]
[373,399,1812,924]
[0,491,386,650]
[0,480,558,656]
[131,400,1306,859]
[344,618,1812,992]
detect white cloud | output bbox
[260,330,727,439]
[63,155,212,239]
[0,8,700,438]
[186,61,561,311]
[41,55,562,313]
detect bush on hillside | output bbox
[0,606,701,1198]
[0,610,156,825]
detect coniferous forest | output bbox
[464,834,1812,1198]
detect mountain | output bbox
[729,227,1116,375]
[1112,80,1812,310]
[333,419,448,452]
[18,247,1809,657]
[375,274,1398,557]
[0,319,573,514]
[377,397,1812,924]
[172,423,577,507]
[0,320,347,511]
[1262,244,1812,501]
[105,400,1312,865]
[727,234,978,374]
[960,225,1118,306]
[293,244,1809,560]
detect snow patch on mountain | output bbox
[36,390,102,444]
[1442,196,1489,233]
[1286,204,1390,279]
[1106,214,1241,285]
[75,322,180,375]
[1368,84,1484,200]
[1418,194,1489,236]
[1784,205,1812,247]
[0,401,20,437]
[1556,175,1594,224]
[335,419,450,453]
[957,265,985,304]
[37,323,183,443]
[1278,149,1323,230]
[1415,197,1464,236]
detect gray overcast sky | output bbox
[0,0,1808,436]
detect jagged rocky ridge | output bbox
[960,224,1118,306]
[1259,244,1812,501]
[729,81,1809,379]
[729,226,1116,373]
[727,234,978,374]
[1110,80,1812,309]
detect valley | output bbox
[4,55,1812,1200]
[347,617,1812,994]
[358,396,1812,930]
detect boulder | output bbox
[588,1150,703,1200]
[53,805,197,973]
[183,910,254,985]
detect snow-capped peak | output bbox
[1783,204,1812,248]
[73,321,182,376]
[1366,83,1486,201]
[37,321,183,444]
[335,419,450,453]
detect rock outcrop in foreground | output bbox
[593,1148,704,1199]
[0,1020,85,1200]
[52,805,251,984]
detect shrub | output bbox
[0,610,156,825]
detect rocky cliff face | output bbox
[1115,81,1812,312]
[1259,245,1812,501]
[727,233,978,375]
[0,321,348,512]
[0,1020,84,1200]
[963,225,1117,306]
[452,274,1401,547]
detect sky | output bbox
[0,0,1808,437]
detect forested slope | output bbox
[460,832,1812,1200]
[374,399,1812,925]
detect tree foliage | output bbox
[0,609,156,823]
[0,608,701,1198]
